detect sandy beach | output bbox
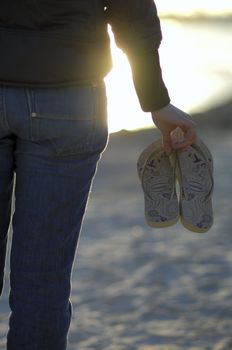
[1,100,232,349]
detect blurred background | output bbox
[1,2,232,350]
[105,0,232,132]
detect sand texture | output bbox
[1,102,232,349]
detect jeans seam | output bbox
[1,86,11,131]
[25,88,37,142]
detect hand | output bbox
[151,103,197,155]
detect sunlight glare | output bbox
[105,29,153,133]
[104,4,232,133]
[155,0,232,16]
[159,20,232,112]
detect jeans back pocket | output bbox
[30,83,107,156]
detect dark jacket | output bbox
[0,0,170,111]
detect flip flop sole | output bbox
[137,139,179,228]
[176,138,214,233]
[147,215,179,228]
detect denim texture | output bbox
[0,82,108,350]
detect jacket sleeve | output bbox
[104,0,170,111]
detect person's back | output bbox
[0,0,171,111]
[0,0,111,87]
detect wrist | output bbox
[152,103,171,115]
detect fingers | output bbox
[172,124,197,150]
[162,122,196,155]
[152,104,197,154]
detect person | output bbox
[0,1,196,349]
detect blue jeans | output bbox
[0,82,108,350]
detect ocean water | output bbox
[155,0,232,17]
[106,17,232,133]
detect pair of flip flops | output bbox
[137,135,214,233]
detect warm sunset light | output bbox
[155,0,232,16]
[105,3,232,133]
[104,30,152,133]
